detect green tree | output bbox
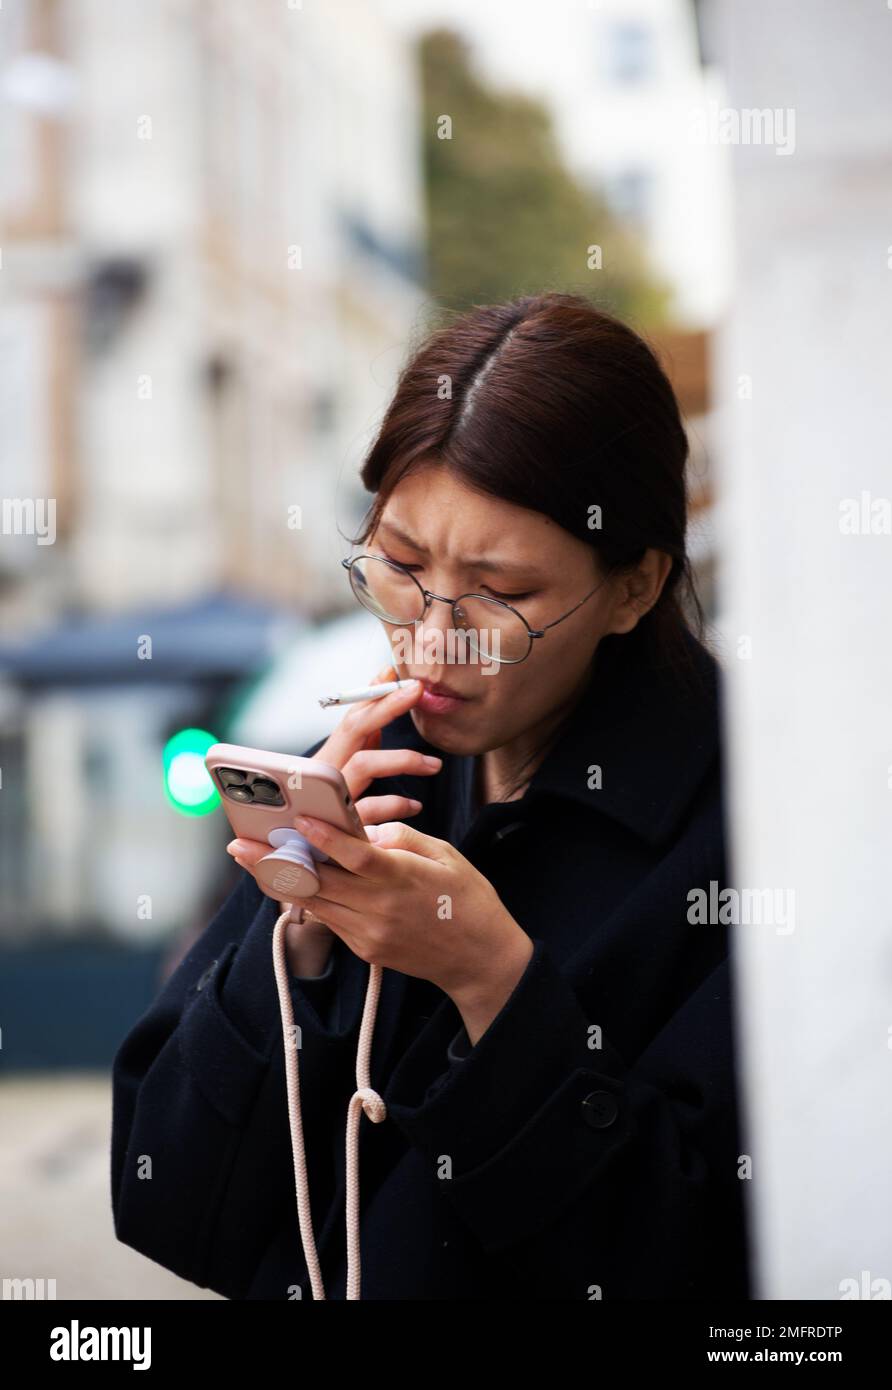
[419,29,671,328]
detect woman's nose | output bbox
[416,592,456,641]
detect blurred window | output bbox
[604,168,653,228]
[603,22,654,84]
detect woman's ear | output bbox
[605,549,673,635]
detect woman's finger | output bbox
[225,789,426,883]
[292,812,449,878]
[291,814,384,881]
[361,726,382,754]
[355,794,423,824]
[225,837,272,870]
[318,678,423,769]
[286,893,368,953]
[342,747,441,798]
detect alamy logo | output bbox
[687,881,796,934]
[390,625,501,672]
[839,1270,891,1299]
[49,1320,151,1371]
[3,1277,57,1299]
[1,497,56,544]
[689,101,796,155]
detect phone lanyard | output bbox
[271,906,387,1300]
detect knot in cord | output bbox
[351,1086,387,1125]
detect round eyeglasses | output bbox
[342,553,614,666]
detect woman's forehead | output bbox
[377,472,560,552]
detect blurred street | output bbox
[0,1074,220,1300]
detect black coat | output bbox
[111,628,753,1300]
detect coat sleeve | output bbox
[110,867,369,1299]
[382,935,751,1299]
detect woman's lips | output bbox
[417,679,468,715]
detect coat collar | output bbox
[520,625,722,846]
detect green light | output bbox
[163,728,219,816]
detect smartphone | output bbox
[205,742,367,901]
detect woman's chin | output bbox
[410,706,480,756]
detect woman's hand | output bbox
[227,666,442,976]
[281,813,534,1046]
[309,664,442,815]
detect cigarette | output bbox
[318,679,418,708]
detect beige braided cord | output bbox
[271,904,388,1302]
[344,955,387,1300]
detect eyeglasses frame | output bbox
[341,553,615,666]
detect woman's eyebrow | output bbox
[376,519,427,551]
[376,519,544,578]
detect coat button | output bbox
[195,961,217,992]
[581,1090,619,1129]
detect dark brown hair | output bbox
[351,291,708,689]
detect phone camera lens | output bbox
[219,768,247,787]
[227,784,253,802]
[251,777,283,805]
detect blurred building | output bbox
[0,0,426,629]
[559,0,730,328]
[0,0,427,1067]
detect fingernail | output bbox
[408,799,422,811]
[365,825,381,841]
[295,815,325,839]
[422,755,442,768]
[226,840,248,856]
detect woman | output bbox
[111,292,752,1300]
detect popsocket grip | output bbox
[255,827,324,900]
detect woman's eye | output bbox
[380,549,420,570]
[486,588,534,604]
[378,549,533,602]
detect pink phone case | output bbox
[205,742,367,901]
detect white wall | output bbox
[712,0,892,1299]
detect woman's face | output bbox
[364,465,663,758]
